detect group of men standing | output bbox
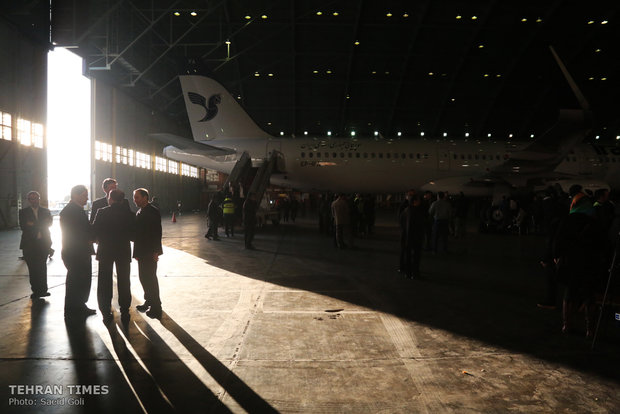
[205,190,259,250]
[19,178,164,323]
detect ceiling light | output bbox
[471,16,478,20]
[327,131,332,136]
[254,72,260,77]
[509,134,513,138]
[478,44,484,48]
[465,132,470,137]
[374,131,379,136]
[589,77,595,80]
[451,98,455,102]
[385,71,390,75]
[280,132,284,136]
[536,17,542,23]
[595,48,601,52]
[386,12,393,17]
[530,134,535,138]
[346,95,350,99]
[596,135,600,140]
[245,15,251,20]
[496,74,501,78]
[354,40,360,45]
[420,132,425,136]
[588,20,595,24]
[326,70,332,74]
[237,95,241,99]
[428,72,434,76]
[316,11,323,16]
[268,73,273,77]
[174,11,180,16]
[488,133,492,137]
[601,20,608,24]
[267,122,272,125]
[443,132,447,137]
[483,74,489,77]
[313,70,318,74]
[371,71,377,74]
[261,15,268,19]
[191,11,197,16]
[521,18,527,22]
[304,131,308,135]
[403,13,409,18]
[456,15,462,19]
[397,132,402,136]
[333,12,339,16]
[601,77,607,80]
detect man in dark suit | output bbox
[90,178,117,224]
[60,185,96,318]
[243,192,258,250]
[19,191,53,299]
[132,188,163,319]
[92,189,135,322]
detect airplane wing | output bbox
[149,133,236,156]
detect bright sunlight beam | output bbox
[47,48,91,203]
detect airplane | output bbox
[153,54,618,198]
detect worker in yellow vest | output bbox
[222,196,236,237]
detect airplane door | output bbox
[578,151,593,175]
[437,144,450,171]
[267,140,281,157]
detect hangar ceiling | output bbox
[3,0,620,142]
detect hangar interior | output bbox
[1,1,620,413]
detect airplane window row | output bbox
[596,157,617,163]
[452,154,502,161]
[300,152,430,159]
[563,156,618,163]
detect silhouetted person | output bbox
[331,193,350,249]
[402,194,426,279]
[398,189,416,272]
[19,191,53,299]
[60,185,96,318]
[133,188,163,319]
[90,178,117,224]
[553,192,604,337]
[243,192,258,249]
[92,189,135,323]
[206,192,223,240]
[429,191,452,253]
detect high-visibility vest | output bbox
[222,198,235,214]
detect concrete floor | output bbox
[1,211,619,413]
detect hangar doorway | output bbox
[47,48,91,208]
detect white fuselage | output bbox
[164,137,620,194]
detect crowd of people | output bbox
[19,178,164,323]
[536,184,618,338]
[19,180,619,336]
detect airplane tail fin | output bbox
[515,47,592,159]
[179,75,271,142]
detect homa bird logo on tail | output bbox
[187,92,221,122]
